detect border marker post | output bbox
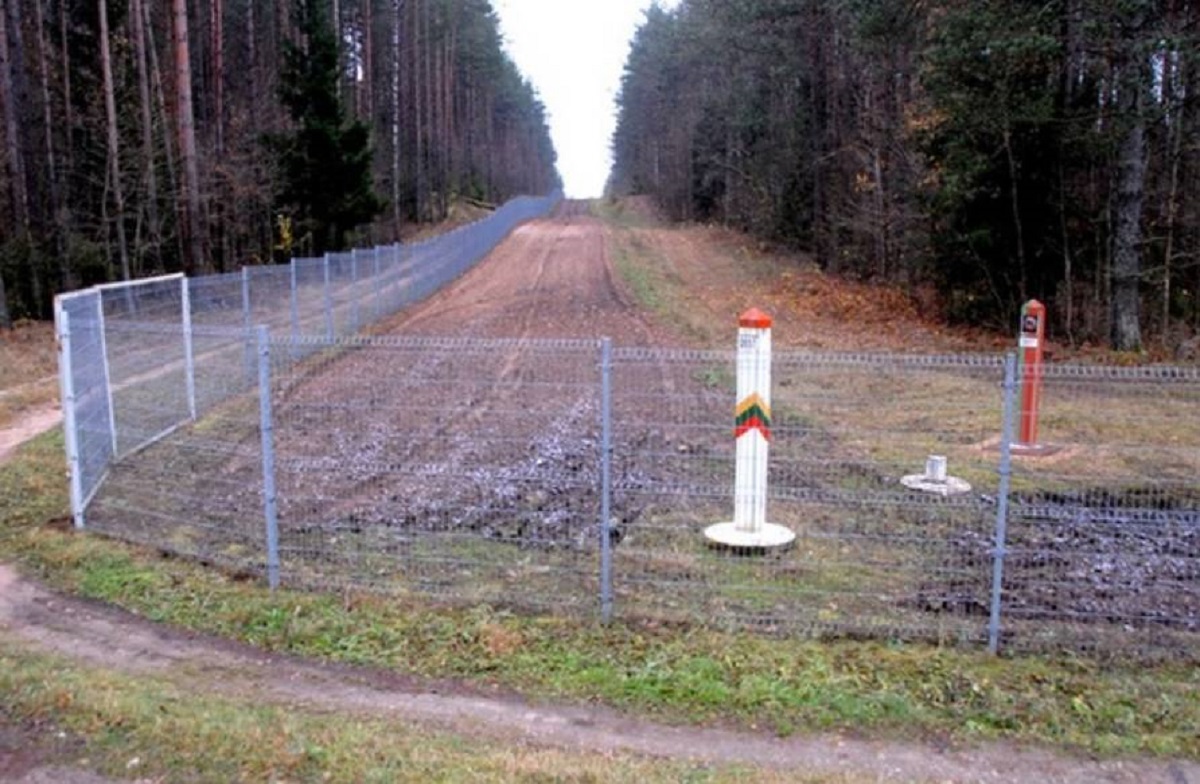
[1013,299,1057,455]
[705,308,795,551]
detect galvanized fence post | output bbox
[256,325,281,590]
[323,253,334,339]
[350,249,360,333]
[181,276,197,420]
[241,267,255,385]
[94,293,118,457]
[289,258,300,344]
[599,338,614,622]
[372,247,382,323]
[55,302,86,530]
[988,352,1018,654]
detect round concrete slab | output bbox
[704,522,796,551]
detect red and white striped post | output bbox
[1013,299,1055,455]
[705,308,796,551]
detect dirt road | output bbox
[386,201,671,346]
[3,204,1197,782]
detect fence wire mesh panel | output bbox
[54,191,562,526]
[610,349,1007,645]
[999,364,1200,659]
[99,276,190,458]
[56,291,114,511]
[265,336,605,614]
[86,327,268,576]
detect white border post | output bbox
[181,276,197,420]
[94,293,118,458]
[55,299,86,529]
[705,308,795,551]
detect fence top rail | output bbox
[268,333,604,353]
[613,347,1010,368]
[1038,363,1200,382]
[95,272,184,292]
[54,288,100,306]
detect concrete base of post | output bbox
[704,521,795,552]
[900,474,972,496]
[900,455,972,497]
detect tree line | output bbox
[0,0,559,325]
[610,0,1200,351]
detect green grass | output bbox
[3,431,1199,760]
[1,641,798,784]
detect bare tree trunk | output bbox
[1003,127,1028,301]
[145,0,184,267]
[0,0,30,232]
[99,0,132,282]
[174,0,205,274]
[0,0,13,323]
[1161,56,1185,347]
[131,0,162,272]
[413,0,425,221]
[391,0,403,236]
[362,0,373,121]
[0,271,9,328]
[332,0,341,97]
[212,0,224,154]
[1112,61,1147,351]
[58,0,71,175]
[32,0,70,289]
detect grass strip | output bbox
[2,640,797,783]
[2,431,1198,760]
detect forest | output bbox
[610,0,1200,351]
[0,0,559,324]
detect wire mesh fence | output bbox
[66,325,1199,659]
[999,364,1200,656]
[52,193,1199,659]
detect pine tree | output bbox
[269,0,382,254]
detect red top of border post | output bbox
[739,308,773,329]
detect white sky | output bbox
[491,0,679,199]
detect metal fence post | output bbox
[988,352,1018,654]
[323,253,334,339]
[55,301,86,530]
[256,325,281,590]
[351,249,361,333]
[94,293,118,457]
[599,338,614,623]
[241,267,255,384]
[289,258,300,343]
[181,276,197,420]
[371,247,382,323]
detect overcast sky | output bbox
[491,0,679,199]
